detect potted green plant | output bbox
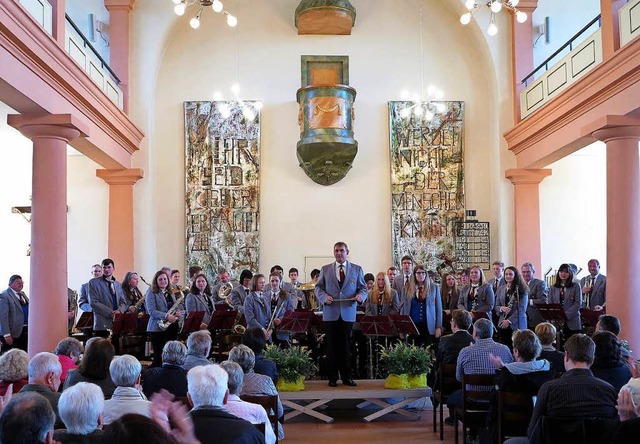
[379,342,412,389]
[264,345,315,391]
[407,344,432,388]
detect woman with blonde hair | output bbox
[400,265,442,346]
[457,265,495,313]
[365,272,399,316]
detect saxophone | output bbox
[157,293,185,331]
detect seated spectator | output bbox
[242,327,278,384]
[437,309,474,364]
[505,334,619,444]
[229,344,284,440]
[534,322,565,373]
[445,318,513,425]
[54,338,84,385]
[0,348,29,396]
[102,355,152,425]
[17,352,64,428]
[612,388,640,442]
[187,364,263,444]
[590,331,632,392]
[0,392,57,444]
[184,330,213,371]
[63,338,116,399]
[220,360,276,444]
[142,341,188,398]
[53,382,104,443]
[596,314,631,358]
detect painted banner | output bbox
[388,101,465,272]
[184,101,261,282]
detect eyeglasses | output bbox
[415,271,426,275]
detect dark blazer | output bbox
[539,348,565,373]
[88,277,126,330]
[437,330,474,364]
[591,363,633,393]
[142,364,188,398]
[18,384,63,428]
[254,354,278,385]
[0,287,26,338]
[53,429,104,444]
[190,406,265,444]
[63,370,116,399]
[442,288,460,311]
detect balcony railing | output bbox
[520,16,602,119]
[18,0,52,34]
[65,14,123,109]
[620,0,640,47]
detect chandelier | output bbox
[460,1,527,36]
[171,0,238,29]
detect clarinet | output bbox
[500,286,518,324]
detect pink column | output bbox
[591,117,640,352]
[505,168,552,272]
[50,0,66,47]
[104,0,136,112]
[600,0,626,59]
[96,168,143,280]
[510,1,538,123]
[7,114,89,355]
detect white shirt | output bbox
[225,394,276,444]
[335,261,348,281]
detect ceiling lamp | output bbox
[171,0,237,29]
[460,1,527,36]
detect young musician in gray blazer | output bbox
[521,262,548,328]
[399,265,442,346]
[315,242,367,387]
[88,259,127,333]
[581,259,607,310]
[457,266,495,313]
[365,273,400,316]
[264,273,295,347]
[548,264,583,332]
[185,274,215,328]
[78,264,102,312]
[392,255,413,295]
[0,275,29,351]
[495,266,529,347]
[146,270,184,367]
[230,270,253,314]
[244,275,271,336]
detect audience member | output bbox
[184,330,213,371]
[54,338,84,385]
[187,364,263,444]
[17,352,64,428]
[142,341,188,398]
[63,338,115,399]
[534,322,565,373]
[0,348,29,395]
[229,344,284,440]
[0,392,56,444]
[241,327,278,384]
[220,360,276,444]
[590,331,632,392]
[102,355,151,425]
[53,382,104,443]
[437,309,473,364]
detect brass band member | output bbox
[244,274,271,340]
[494,266,529,348]
[365,272,399,316]
[122,272,145,314]
[441,272,460,314]
[185,273,215,330]
[400,265,442,346]
[548,263,582,338]
[146,270,183,367]
[457,265,495,313]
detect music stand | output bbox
[471,311,491,321]
[279,310,312,334]
[580,308,603,328]
[181,311,205,335]
[214,303,231,312]
[538,303,568,346]
[209,310,237,331]
[135,314,150,335]
[75,312,93,330]
[361,316,395,379]
[112,313,138,336]
[389,314,419,338]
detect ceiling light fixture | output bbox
[171,0,237,28]
[460,0,527,36]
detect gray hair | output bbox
[109,355,142,387]
[58,382,104,435]
[54,337,84,358]
[28,352,62,381]
[187,364,228,408]
[0,349,29,382]
[473,318,494,339]
[220,361,244,395]
[0,392,55,444]
[162,341,187,366]
[228,345,255,373]
[187,330,212,357]
[521,262,536,274]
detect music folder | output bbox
[360,315,394,337]
[181,311,205,335]
[538,303,568,323]
[112,313,138,336]
[209,310,237,331]
[279,310,312,334]
[75,312,93,330]
[388,314,419,336]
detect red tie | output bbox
[418,287,424,301]
[339,265,345,284]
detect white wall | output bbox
[128,0,515,278]
[0,101,109,295]
[532,0,601,72]
[540,142,607,278]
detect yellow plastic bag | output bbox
[408,373,427,388]
[384,373,409,389]
[277,376,305,392]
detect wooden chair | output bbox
[453,373,495,444]
[497,391,535,442]
[240,394,279,444]
[432,362,459,440]
[253,422,266,437]
[541,416,620,444]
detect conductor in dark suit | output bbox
[188,364,264,444]
[315,242,368,387]
[0,275,29,352]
